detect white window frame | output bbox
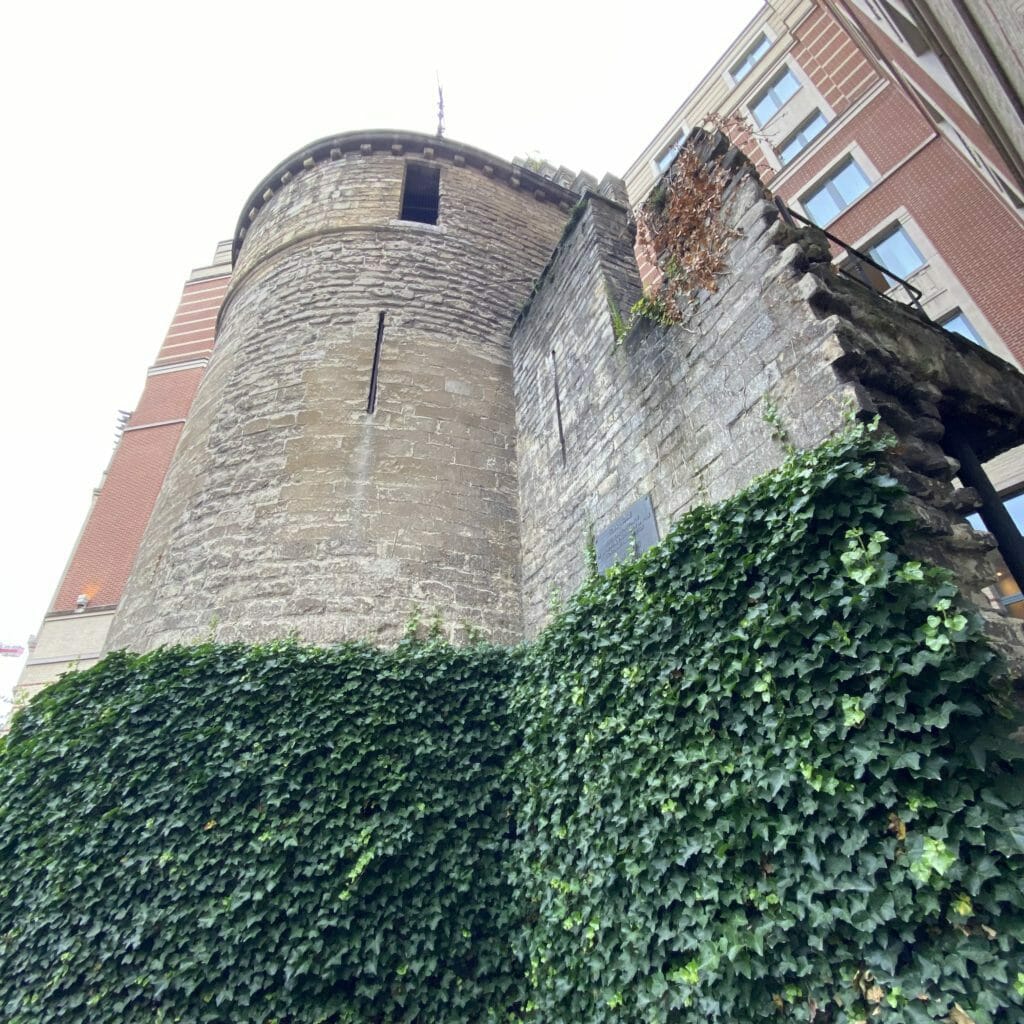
[729,32,772,84]
[777,110,828,166]
[846,207,1018,368]
[744,61,836,177]
[795,144,879,225]
[938,308,985,348]
[864,223,926,285]
[653,129,687,177]
[721,25,776,89]
[748,65,801,128]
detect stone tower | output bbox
[106,131,580,651]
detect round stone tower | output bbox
[107,131,579,651]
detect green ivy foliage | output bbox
[1,426,1022,1023]
[512,428,1024,1023]
[0,641,526,1023]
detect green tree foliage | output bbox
[1,426,1022,1022]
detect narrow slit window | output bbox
[367,312,386,413]
[550,348,567,467]
[400,163,440,224]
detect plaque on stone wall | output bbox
[595,495,659,573]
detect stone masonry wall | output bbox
[513,131,1024,700]
[108,141,572,653]
[512,149,860,633]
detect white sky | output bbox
[0,0,763,705]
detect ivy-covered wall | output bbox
[512,426,1024,1024]
[511,130,1024,701]
[1,427,1022,1023]
[510,157,842,636]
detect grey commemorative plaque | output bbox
[595,495,659,573]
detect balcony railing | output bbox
[773,198,926,316]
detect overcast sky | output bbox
[0,0,763,704]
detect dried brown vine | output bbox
[634,140,738,325]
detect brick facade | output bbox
[625,0,1024,368]
[12,248,231,707]
[789,5,876,111]
[48,272,229,616]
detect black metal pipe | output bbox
[849,255,873,290]
[944,429,1024,588]
[773,195,794,225]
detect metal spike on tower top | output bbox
[436,74,445,139]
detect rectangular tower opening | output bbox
[400,163,441,224]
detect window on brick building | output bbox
[968,491,1024,618]
[841,223,924,293]
[400,163,440,224]
[866,224,925,285]
[778,111,828,165]
[940,309,985,347]
[801,157,870,224]
[730,33,771,83]
[750,67,800,127]
[656,132,686,175]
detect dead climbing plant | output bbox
[630,139,739,328]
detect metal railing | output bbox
[773,197,927,316]
[771,199,1024,612]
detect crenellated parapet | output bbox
[232,130,583,263]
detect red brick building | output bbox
[627,1,1023,368]
[625,0,1024,607]
[622,0,1024,358]
[13,244,232,705]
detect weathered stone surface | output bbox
[760,180,1024,677]
[108,140,572,651]
[511,170,856,633]
[108,128,1024,703]
[512,130,1024,698]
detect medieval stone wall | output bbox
[512,156,858,633]
[513,131,1024,697]
[107,140,572,652]
[105,127,1024,693]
